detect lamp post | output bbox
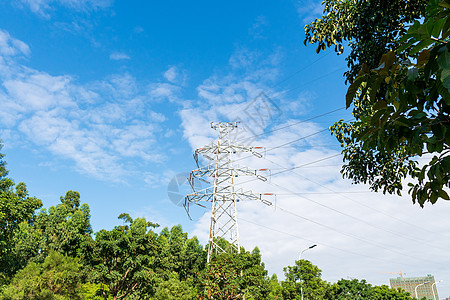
[414,281,431,299]
[299,244,317,300]
[431,280,443,300]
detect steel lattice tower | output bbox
[185,122,272,262]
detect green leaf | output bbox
[442,156,450,170]
[431,17,446,38]
[438,189,450,200]
[412,112,427,120]
[407,67,418,80]
[346,75,365,108]
[410,39,434,55]
[439,0,450,9]
[373,100,387,110]
[369,77,383,102]
[381,51,396,69]
[416,49,430,67]
[397,38,415,54]
[442,68,450,91]
[437,46,450,69]
[443,16,450,38]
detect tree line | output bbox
[0,141,421,299]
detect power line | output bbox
[273,205,439,264]
[231,124,348,166]
[234,107,345,144]
[270,51,333,89]
[262,156,438,235]
[266,180,448,252]
[227,52,337,118]
[280,67,346,96]
[239,217,417,267]
[273,191,374,195]
[232,153,342,188]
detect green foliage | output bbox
[34,191,93,258]
[87,216,159,300]
[327,279,413,299]
[371,284,413,299]
[0,141,8,179]
[0,142,43,281]
[79,283,109,300]
[0,139,428,298]
[282,259,329,299]
[267,274,284,299]
[1,251,84,300]
[200,247,270,300]
[155,225,206,283]
[305,0,449,205]
[153,276,196,300]
[304,0,427,83]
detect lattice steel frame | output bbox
[185,122,272,262]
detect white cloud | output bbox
[0,29,30,57]
[0,29,170,182]
[163,66,177,83]
[181,45,450,294]
[148,82,180,103]
[109,52,131,61]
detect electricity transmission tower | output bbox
[185,122,273,262]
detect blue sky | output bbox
[1,0,449,297]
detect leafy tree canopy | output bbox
[200,246,270,300]
[34,190,93,259]
[327,279,413,299]
[305,0,449,206]
[87,216,159,300]
[282,259,329,300]
[0,141,43,281]
[2,251,84,300]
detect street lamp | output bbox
[432,280,443,300]
[414,281,431,299]
[299,245,317,300]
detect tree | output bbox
[2,251,84,299]
[267,274,284,299]
[372,284,414,299]
[199,246,270,300]
[304,0,428,84]
[0,141,43,282]
[34,190,93,259]
[282,259,329,300]
[327,279,413,299]
[153,276,196,300]
[155,225,206,284]
[305,0,449,205]
[88,216,159,300]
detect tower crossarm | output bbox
[190,163,269,180]
[194,145,263,163]
[186,188,274,206]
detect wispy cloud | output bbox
[0,29,30,57]
[109,52,131,61]
[297,0,324,24]
[0,29,170,182]
[16,0,113,18]
[163,66,177,83]
[248,15,268,40]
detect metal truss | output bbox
[185,122,273,262]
